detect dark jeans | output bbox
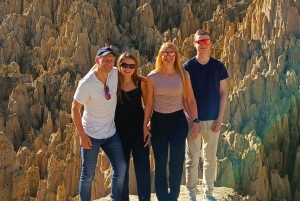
[118,128,151,201]
[151,110,188,201]
[79,133,126,201]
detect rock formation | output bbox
[0,0,299,200]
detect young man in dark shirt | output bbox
[183,29,229,201]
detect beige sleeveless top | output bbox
[147,71,190,114]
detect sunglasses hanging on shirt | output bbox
[104,84,111,100]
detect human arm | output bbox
[184,78,201,140]
[182,65,192,122]
[212,79,228,132]
[143,79,154,145]
[182,99,191,122]
[141,79,152,130]
[71,100,92,149]
[141,79,147,106]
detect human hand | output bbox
[79,133,92,149]
[212,118,222,133]
[190,123,201,140]
[143,127,152,147]
[187,117,192,125]
[105,43,113,48]
[147,120,151,130]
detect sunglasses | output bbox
[120,63,136,69]
[161,51,175,57]
[104,84,111,100]
[195,39,211,45]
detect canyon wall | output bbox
[0,0,299,200]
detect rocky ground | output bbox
[95,185,240,201]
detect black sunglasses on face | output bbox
[120,63,136,69]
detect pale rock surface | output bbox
[27,166,40,197]
[180,3,200,40]
[131,3,154,33]
[131,3,162,59]
[5,113,23,150]
[216,157,235,189]
[292,146,300,195]
[10,61,21,75]
[270,170,292,201]
[7,84,30,115]
[0,131,29,201]
[0,0,300,200]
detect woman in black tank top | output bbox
[114,52,151,201]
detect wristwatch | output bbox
[193,118,200,124]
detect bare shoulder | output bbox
[147,70,158,77]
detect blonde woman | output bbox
[143,42,200,201]
[114,52,151,201]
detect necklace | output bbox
[123,81,134,90]
[124,90,130,101]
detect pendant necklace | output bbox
[124,91,130,101]
[123,81,132,101]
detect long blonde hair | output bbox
[155,42,187,98]
[117,52,145,103]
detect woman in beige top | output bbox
[143,42,200,201]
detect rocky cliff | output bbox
[0,0,299,200]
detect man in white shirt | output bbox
[72,47,126,201]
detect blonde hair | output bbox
[155,42,187,98]
[116,52,145,103]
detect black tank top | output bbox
[115,80,144,135]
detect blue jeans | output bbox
[79,133,126,201]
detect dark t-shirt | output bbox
[183,57,229,120]
[114,80,144,135]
